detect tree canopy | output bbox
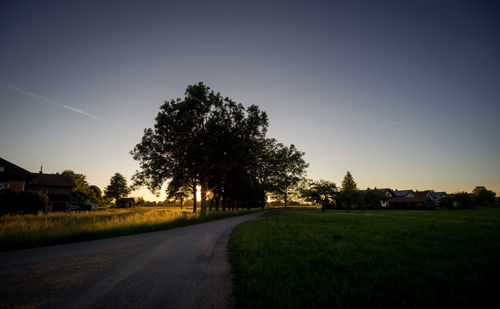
[301,180,337,211]
[472,186,496,206]
[271,144,308,212]
[62,170,90,204]
[105,173,131,202]
[131,82,308,214]
[338,171,361,209]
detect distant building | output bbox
[28,172,75,211]
[376,188,393,208]
[391,190,439,209]
[117,198,135,208]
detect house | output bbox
[27,172,76,211]
[0,157,35,192]
[391,190,438,209]
[377,188,393,208]
[117,198,134,208]
[0,157,75,211]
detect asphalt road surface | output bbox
[0,212,262,309]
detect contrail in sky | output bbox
[2,81,126,130]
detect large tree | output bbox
[88,185,103,204]
[62,170,90,204]
[472,186,496,206]
[301,180,337,212]
[338,171,360,209]
[271,144,308,212]
[105,173,131,202]
[131,82,269,215]
[254,138,281,208]
[362,188,391,210]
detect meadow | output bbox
[0,207,259,251]
[229,208,500,308]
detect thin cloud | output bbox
[384,118,471,126]
[2,81,126,130]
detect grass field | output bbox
[229,208,500,308]
[0,207,260,251]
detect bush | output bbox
[472,186,496,207]
[16,191,49,213]
[0,189,17,214]
[0,191,49,214]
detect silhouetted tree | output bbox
[105,173,130,203]
[88,185,102,204]
[253,138,281,208]
[338,171,360,210]
[452,192,473,209]
[301,180,337,211]
[167,178,191,209]
[472,186,496,206]
[362,188,390,210]
[131,82,270,215]
[271,144,308,213]
[62,170,90,204]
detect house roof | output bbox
[118,198,135,202]
[393,190,414,197]
[391,195,428,204]
[392,191,435,203]
[0,157,35,181]
[30,173,75,188]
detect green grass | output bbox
[229,208,500,308]
[0,207,261,251]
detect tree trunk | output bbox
[180,198,183,210]
[284,190,288,214]
[262,191,267,208]
[215,196,220,211]
[200,180,207,215]
[192,184,197,213]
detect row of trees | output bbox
[301,172,499,210]
[300,171,390,211]
[61,171,131,206]
[438,186,497,209]
[131,82,308,214]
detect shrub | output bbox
[16,191,49,214]
[0,189,17,214]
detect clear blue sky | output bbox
[1,0,499,200]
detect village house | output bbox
[391,190,439,209]
[0,157,34,192]
[27,172,76,211]
[117,197,135,208]
[0,157,75,211]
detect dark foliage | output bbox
[131,82,307,214]
[0,189,48,214]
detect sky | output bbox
[1,0,499,201]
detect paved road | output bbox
[0,212,262,309]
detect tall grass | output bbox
[0,207,259,251]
